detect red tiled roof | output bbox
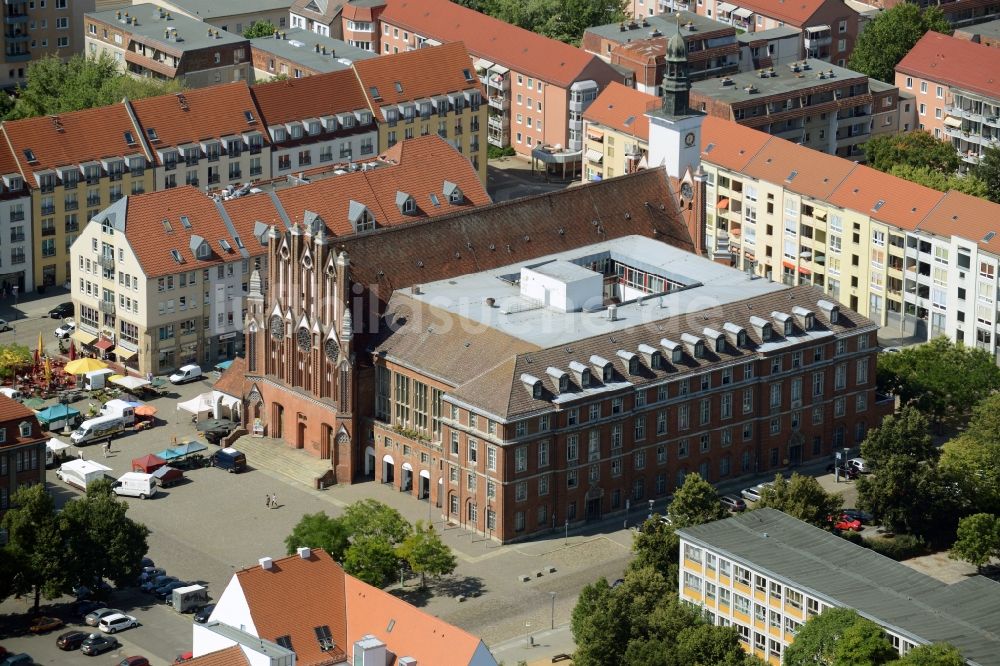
[896,31,1000,101]
[917,190,1000,253]
[742,135,858,201]
[380,0,610,87]
[1,104,145,187]
[235,550,348,666]
[0,138,22,177]
[730,0,832,26]
[130,83,268,163]
[352,41,481,116]
[699,116,771,172]
[213,357,247,398]
[827,164,945,231]
[583,82,659,141]
[251,69,369,127]
[186,646,251,666]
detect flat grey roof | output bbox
[957,17,1000,41]
[155,0,290,20]
[404,235,786,347]
[250,28,376,73]
[88,4,246,51]
[586,10,733,44]
[736,25,801,43]
[678,509,1000,666]
[691,58,868,104]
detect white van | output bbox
[70,415,125,445]
[169,364,203,385]
[0,387,23,401]
[101,399,136,426]
[112,472,157,499]
[56,459,112,490]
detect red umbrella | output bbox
[69,343,77,361]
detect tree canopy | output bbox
[847,4,951,83]
[0,343,32,380]
[243,20,276,38]
[949,513,1000,572]
[941,393,1000,515]
[784,607,895,666]
[395,521,457,588]
[453,0,628,45]
[630,514,680,590]
[890,643,965,666]
[864,131,960,175]
[973,144,1000,204]
[887,165,988,197]
[285,511,350,560]
[5,53,183,121]
[756,473,842,527]
[667,473,728,528]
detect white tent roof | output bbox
[177,394,212,415]
[111,375,150,391]
[47,437,71,452]
[59,459,111,474]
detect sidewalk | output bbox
[490,623,576,665]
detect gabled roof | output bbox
[726,0,835,26]
[896,31,1000,101]
[352,41,480,115]
[291,0,343,21]
[380,0,613,88]
[130,83,267,162]
[213,357,247,398]
[184,646,251,666]
[699,115,771,172]
[917,190,1000,253]
[1,103,145,187]
[583,82,659,141]
[742,135,858,201]
[827,165,944,232]
[251,68,370,127]
[0,394,41,436]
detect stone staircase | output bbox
[230,434,333,489]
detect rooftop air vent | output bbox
[259,557,274,570]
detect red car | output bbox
[118,658,151,666]
[829,514,863,531]
[174,652,193,663]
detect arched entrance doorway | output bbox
[320,424,332,460]
[419,469,430,500]
[296,420,306,449]
[273,403,284,439]
[381,454,395,485]
[401,462,413,492]
[364,446,375,477]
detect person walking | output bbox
[265,493,271,508]
[270,494,277,509]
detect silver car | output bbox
[84,608,121,627]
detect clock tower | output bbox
[645,19,704,181]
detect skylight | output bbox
[429,193,440,206]
[276,636,293,650]
[146,127,159,141]
[873,199,886,211]
[314,625,334,652]
[370,86,381,99]
[180,215,191,229]
[984,231,996,243]
[162,218,173,232]
[624,115,635,127]
[244,110,256,124]
[124,131,136,145]
[171,249,183,263]
[234,236,245,250]
[394,81,403,93]
[219,239,232,252]
[462,68,473,81]
[786,170,798,182]
[704,143,715,154]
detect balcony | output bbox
[64,200,79,212]
[488,96,510,111]
[64,223,79,233]
[207,174,221,185]
[248,144,262,155]
[87,196,101,207]
[5,12,27,24]
[4,49,28,61]
[10,209,23,222]
[40,226,56,237]
[249,166,262,176]
[488,115,504,130]
[40,205,55,216]
[98,301,116,315]
[98,255,115,270]
[9,233,23,243]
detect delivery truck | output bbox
[56,459,112,491]
[112,472,158,499]
[70,415,125,445]
[171,584,209,613]
[101,399,136,426]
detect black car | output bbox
[81,634,119,656]
[154,581,189,601]
[193,604,215,624]
[47,302,74,319]
[141,575,176,593]
[56,630,88,650]
[141,556,154,569]
[842,508,874,524]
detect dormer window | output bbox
[704,328,724,353]
[817,299,840,324]
[18,421,31,437]
[638,344,661,369]
[661,338,682,364]
[682,333,703,358]
[617,350,639,375]
[197,244,210,259]
[581,368,591,387]
[590,355,613,383]
[569,361,591,388]
[792,306,815,331]
[444,180,464,204]
[750,315,772,342]
[348,200,375,232]
[396,191,416,215]
[772,311,793,336]
[521,373,544,399]
[546,367,569,395]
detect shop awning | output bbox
[94,338,114,351]
[71,330,97,345]
[804,24,830,33]
[114,347,137,360]
[587,127,605,140]
[783,260,812,276]
[733,7,754,18]
[944,116,963,128]
[585,148,604,163]
[717,198,730,210]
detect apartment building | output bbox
[251,68,378,177]
[86,5,252,88]
[340,0,385,52]
[678,509,1000,665]
[136,0,290,34]
[690,59,903,159]
[633,0,860,66]
[343,0,624,173]
[1,104,154,289]
[289,0,343,39]
[373,242,886,543]
[895,31,1000,168]
[737,26,801,73]
[0,0,94,90]
[0,142,32,293]
[129,84,270,192]
[582,83,659,182]
[0,396,45,521]
[248,28,375,80]
[352,42,488,183]
[582,12,740,91]
[193,548,497,666]
[873,0,1000,28]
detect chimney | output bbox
[259,557,274,570]
[297,547,312,559]
[486,297,495,307]
[607,304,618,321]
[410,284,421,295]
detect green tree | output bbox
[848,4,951,82]
[341,498,412,545]
[629,514,680,589]
[756,473,843,527]
[454,0,627,46]
[243,20,277,39]
[784,607,895,666]
[864,131,960,175]
[6,53,183,120]
[284,512,350,561]
[0,343,32,380]
[674,623,750,666]
[876,337,1000,427]
[973,144,1000,203]
[668,473,727,528]
[860,406,937,468]
[395,521,457,588]
[941,393,1000,514]
[949,513,1000,572]
[343,536,400,587]
[890,643,965,666]
[0,485,72,613]
[887,165,988,197]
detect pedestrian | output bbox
[270,494,277,509]
[265,493,271,508]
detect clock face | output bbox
[269,315,283,341]
[684,132,696,147]
[681,182,693,199]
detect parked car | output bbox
[826,463,859,479]
[54,321,76,339]
[740,484,765,502]
[141,575,177,593]
[154,581,189,601]
[829,514,863,531]
[0,319,13,333]
[139,567,165,582]
[719,494,747,512]
[174,653,193,663]
[168,364,203,385]
[117,657,150,666]
[84,608,121,628]
[48,302,74,319]
[0,653,32,666]
[193,604,215,624]
[99,613,138,634]
[28,617,63,634]
[842,508,874,524]
[847,457,870,474]
[140,556,155,569]
[56,631,88,651]
[81,634,119,655]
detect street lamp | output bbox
[564,518,568,545]
[525,621,532,648]
[624,499,630,529]
[549,591,556,630]
[648,499,654,520]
